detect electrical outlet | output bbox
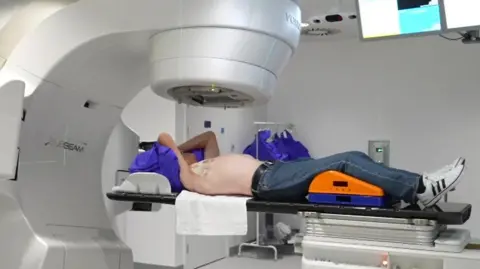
[368,140,390,166]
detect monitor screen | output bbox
[357,0,442,40]
[442,0,480,30]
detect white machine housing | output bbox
[0,0,301,268]
[150,3,300,108]
[150,26,294,108]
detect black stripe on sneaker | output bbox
[436,182,442,193]
[425,165,465,208]
[432,184,437,196]
[441,178,447,189]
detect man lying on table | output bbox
[131,131,221,192]
[158,133,465,207]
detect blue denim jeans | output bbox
[252,151,421,204]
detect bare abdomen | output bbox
[204,154,262,196]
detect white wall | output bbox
[268,36,480,238]
[186,105,268,155]
[122,87,178,141]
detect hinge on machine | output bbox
[186,244,189,254]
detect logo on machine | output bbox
[285,13,301,31]
[45,138,87,153]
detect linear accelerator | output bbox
[0,0,300,268]
[0,0,479,269]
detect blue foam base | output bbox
[308,193,389,208]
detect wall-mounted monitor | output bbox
[357,0,442,40]
[441,0,480,31]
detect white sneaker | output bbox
[418,164,465,207]
[425,157,465,191]
[427,157,465,176]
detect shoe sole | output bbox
[424,164,465,207]
[456,157,466,167]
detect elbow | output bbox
[205,131,216,139]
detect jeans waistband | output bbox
[251,161,274,199]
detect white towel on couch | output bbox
[175,190,250,236]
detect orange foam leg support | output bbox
[308,171,385,197]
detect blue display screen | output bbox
[358,0,441,39]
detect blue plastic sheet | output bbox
[129,143,204,193]
[243,129,310,161]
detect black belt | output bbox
[251,161,273,198]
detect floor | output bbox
[200,255,302,269]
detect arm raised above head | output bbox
[177,131,214,151]
[177,131,220,159]
[157,133,212,194]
